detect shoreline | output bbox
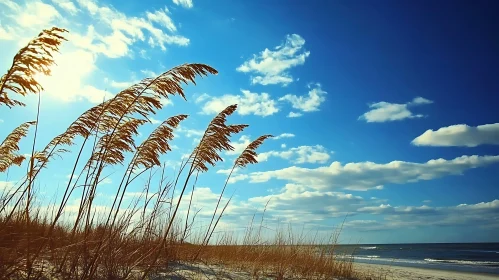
[353,262,499,280]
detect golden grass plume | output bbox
[108,63,217,122]
[133,114,188,170]
[0,27,67,108]
[190,104,248,172]
[0,121,36,172]
[235,134,274,168]
[92,118,147,166]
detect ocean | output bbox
[328,243,499,275]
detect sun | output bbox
[34,48,110,103]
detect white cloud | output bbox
[15,1,61,28]
[228,174,249,184]
[359,97,433,123]
[160,98,173,107]
[343,220,382,230]
[108,79,135,89]
[353,199,499,230]
[146,7,176,32]
[149,117,161,124]
[216,168,236,175]
[0,1,59,40]
[200,90,279,117]
[279,83,326,114]
[69,0,189,58]
[215,168,249,184]
[287,112,303,118]
[357,204,433,215]
[172,0,193,9]
[163,176,499,229]
[236,180,499,230]
[237,34,310,86]
[141,69,160,77]
[0,1,20,12]
[412,123,499,147]
[194,93,210,104]
[258,145,331,164]
[411,97,433,105]
[273,133,295,140]
[216,140,329,185]
[167,187,258,231]
[226,135,251,156]
[248,155,499,191]
[0,26,14,40]
[139,49,148,59]
[0,119,3,123]
[177,126,204,138]
[79,85,114,103]
[51,0,78,15]
[248,184,365,221]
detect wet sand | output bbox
[354,262,499,280]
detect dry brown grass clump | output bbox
[176,225,356,280]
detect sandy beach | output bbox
[138,261,499,279]
[354,263,499,280]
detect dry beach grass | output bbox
[0,27,371,280]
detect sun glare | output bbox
[35,49,109,103]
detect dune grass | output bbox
[0,27,373,280]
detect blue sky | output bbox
[1,0,498,244]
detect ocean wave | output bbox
[346,256,499,267]
[424,258,499,266]
[359,246,377,250]
[349,256,427,264]
[354,255,380,259]
[335,255,423,263]
[461,250,499,254]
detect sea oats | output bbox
[0,27,67,108]
[0,121,36,172]
[133,114,188,170]
[190,104,248,172]
[235,134,274,168]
